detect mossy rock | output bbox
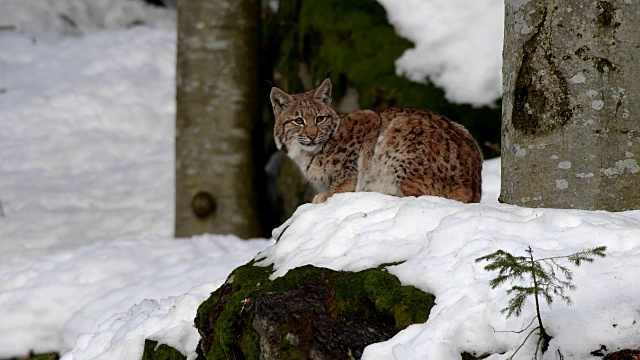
[461,351,492,360]
[195,262,436,359]
[27,354,59,360]
[141,340,186,360]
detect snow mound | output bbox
[257,192,640,359]
[62,283,214,360]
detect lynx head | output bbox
[270,78,339,155]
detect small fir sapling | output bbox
[476,246,606,358]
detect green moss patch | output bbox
[195,261,435,359]
[29,354,59,360]
[140,340,186,360]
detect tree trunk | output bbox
[501,0,640,211]
[175,0,262,238]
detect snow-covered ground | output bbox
[262,193,640,360]
[1,1,638,360]
[0,11,272,359]
[0,2,271,358]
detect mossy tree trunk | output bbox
[501,0,640,211]
[175,0,262,237]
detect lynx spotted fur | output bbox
[270,79,482,204]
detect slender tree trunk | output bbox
[528,248,552,353]
[175,0,262,238]
[501,0,640,211]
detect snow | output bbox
[259,193,640,359]
[0,27,177,266]
[1,2,639,360]
[0,0,175,36]
[0,3,271,359]
[375,0,504,106]
[1,236,271,359]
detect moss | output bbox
[240,323,262,360]
[278,332,306,360]
[140,340,186,360]
[195,261,273,360]
[362,268,433,329]
[195,262,435,359]
[29,354,59,360]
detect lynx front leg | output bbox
[312,180,357,204]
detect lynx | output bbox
[270,78,483,204]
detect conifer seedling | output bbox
[476,245,606,359]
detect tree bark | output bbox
[501,0,640,211]
[175,0,262,237]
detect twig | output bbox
[534,335,541,360]
[508,326,540,360]
[490,316,537,334]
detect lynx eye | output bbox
[292,117,305,125]
[316,115,328,123]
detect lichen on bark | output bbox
[502,0,640,211]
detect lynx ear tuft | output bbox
[270,87,293,113]
[314,78,332,105]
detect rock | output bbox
[603,349,640,360]
[253,280,396,360]
[194,262,436,360]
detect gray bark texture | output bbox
[175,0,262,237]
[501,0,640,211]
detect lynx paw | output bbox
[312,193,332,204]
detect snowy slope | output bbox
[0,28,176,266]
[0,25,273,358]
[0,0,175,36]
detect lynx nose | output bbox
[306,127,318,141]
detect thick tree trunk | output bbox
[501,0,640,211]
[175,0,262,237]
